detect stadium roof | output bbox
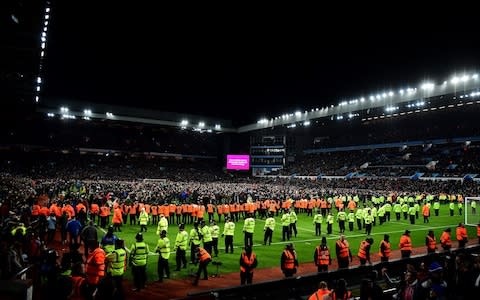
[6,2,480,127]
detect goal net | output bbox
[465,197,480,226]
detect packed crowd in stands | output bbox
[282,143,480,177]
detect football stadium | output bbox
[2,2,480,300]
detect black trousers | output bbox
[317,264,328,272]
[289,223,297,237]
[401,250,411,259]
[240,271,253,285]
[315,223,321,235]
[264,228,273,245]
[348,222,354,231]
[157,257,170,281]
[282,226,290,241]
[212,238,219,256]
[225,235,234,253]
[339,221,345,233]
[176,248,187,270]
[338,257,349,269]
[132,265,146,290]
[193,260,210,285]
[204,241,212,255]
[129,214,136,225]
[244,232,253,247]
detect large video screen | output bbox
[226,154,250,170]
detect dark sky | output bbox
[43,2,480,126]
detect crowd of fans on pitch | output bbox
[1,165,480,299]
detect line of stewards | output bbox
[240,245,258,285]
[314,237,331,272]
[193,246,212,286]
[130,232,149,292]
[281,243,299,278]
[335,235,352,269]
[399,230,412,259]
[106,239,127,300]
[440,228,452,251]
[378,234,391,263]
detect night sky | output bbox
[43,2,480,126]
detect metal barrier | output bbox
[183,244,480,300]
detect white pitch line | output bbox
[389,221,431,228]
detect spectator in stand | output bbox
[325,278,352,300]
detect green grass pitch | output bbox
[102,204,477,281]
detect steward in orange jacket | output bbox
[399,230,412,258]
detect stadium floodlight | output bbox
[180,120,188,126]
[41,42,45,49]
[43,26,48,32]
[198,121,205,128]
[84,109,92,116]
[37,77,42,83]
[399,89,404,95]
[44,21,48,26]
[40,51,44,57]
[382,93,387,98]
[473,74,479,79]
[60,107,68,112]
[45,14,49,20]
[370,96,375,101]
[451,76,460,84]
[360,97,365,102]
[421,83,434,90]
[106,112,114,118]
[461,75,469,82]
[42,32,47,37]
[41,37,46,42]
[303,121,310,126]
[388,91,394,96]
[295,111,301,117]
[215,124,221,130]
[36,86,41,91]
[315,108,319,111]
[47,113,54,117]
[35,96,39,102]
[46,8,50,13]
[83,116,90,120]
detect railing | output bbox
[181,245,480,300]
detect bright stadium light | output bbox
[421,83,434,90]
[370,96,375,101]
[84,109,92,116]
[443,81,447,85]
[37,77,42,83]
[106,112,114,118]
[215,124,221,130]
[45,14,49,20]
[360,97,365,102]
[47,113,54,117]
[451,77,460,84]
[473,74,479,79]
[46,8,50,13]
[399,89,404,95]
[388,91,394,96]
[303,121,310,126]
[461,75,469,82]
[35,96,39,102]
[198,121,205,128]
[180,120,188,126]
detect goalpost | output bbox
[464,197,480,227]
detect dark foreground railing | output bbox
[178,244,480,300]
